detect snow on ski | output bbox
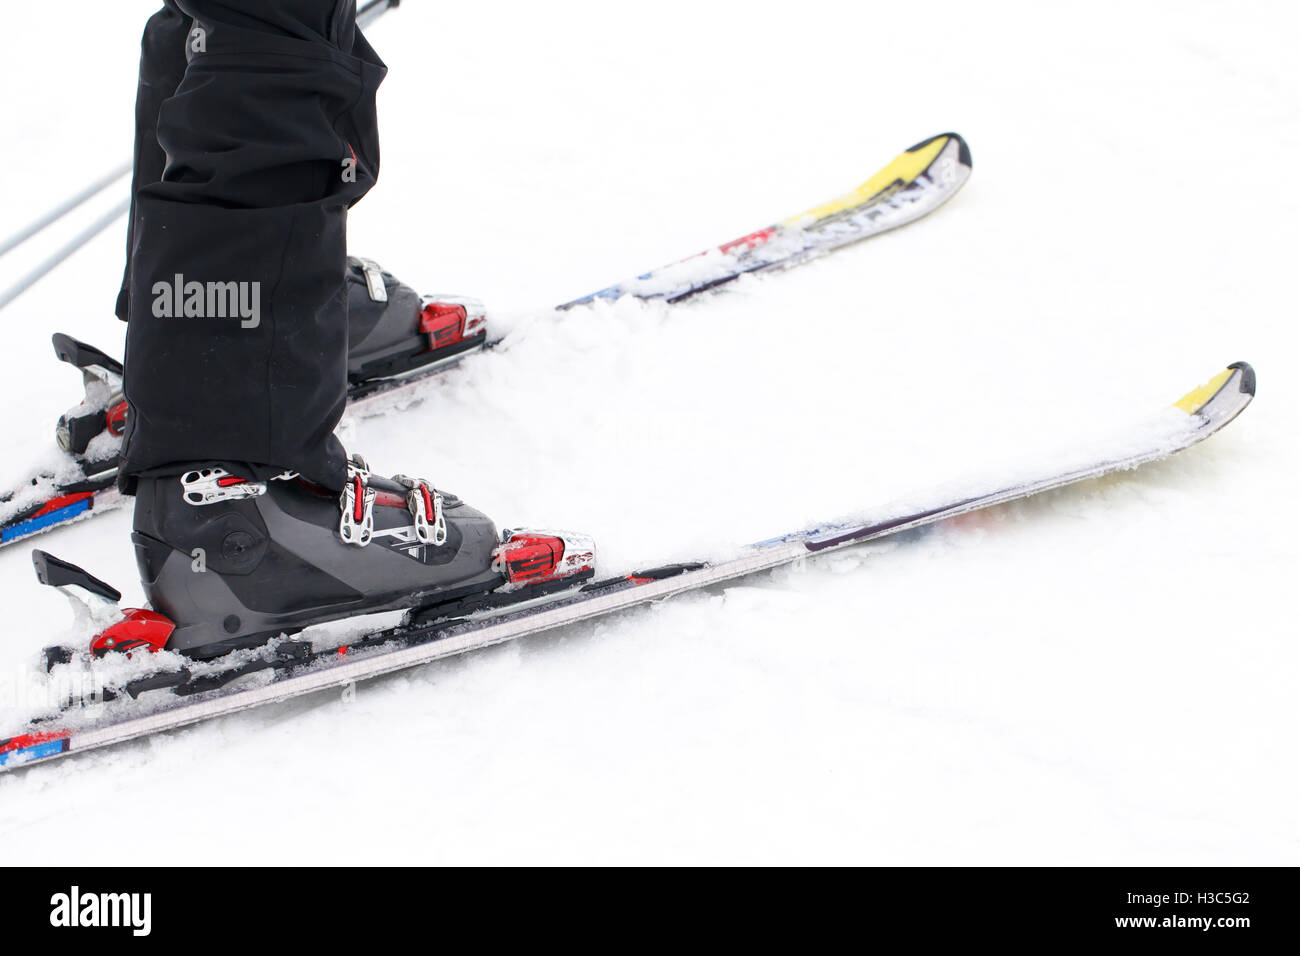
[0,133,972,549]
[0,359,1253,772]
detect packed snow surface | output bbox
[0,0,1296,864]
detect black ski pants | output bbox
[118,0,386,493]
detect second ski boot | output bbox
[52,257,488,464]
[343,257,487,395]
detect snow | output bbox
[1,0,1297,863]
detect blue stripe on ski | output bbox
[0,499,93,544]
[0,738,68,767]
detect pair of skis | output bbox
[0,130,1258,773]
[0,132,972,547]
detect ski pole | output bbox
[0,161,131,260]
[0,198,130,311]
[357,0,401,28]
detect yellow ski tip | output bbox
[1174,362,1256,415]
[782,132,971,227]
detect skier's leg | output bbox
[118,2,547,660]
[109,3,482,424]
[119,0,386,492]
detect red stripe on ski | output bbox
[31,492,95,519]
[0,730,69,755]
[719,227,777,255]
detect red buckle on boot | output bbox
[420,302,467,349]
[420,299,486,351]
[497,535,563,583]
[493,531,596,586]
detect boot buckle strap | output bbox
[394,474,448,546]
[181,467,266,506]
[349,256,389,303]
[339,461,375,546]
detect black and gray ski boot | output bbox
[102,456,593,659]
[343,256,486,394]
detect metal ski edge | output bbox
[0,361,1254,773]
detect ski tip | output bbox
[1174,362,1255,416]
[907,132,971,169]
[1228,361,1256,397]
[782,132,973,230]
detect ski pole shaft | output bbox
[0,161,131,260]
[357,0,401,28]
[0,198,130,311]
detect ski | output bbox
[0,360,1254,772]
[0,132,972,548]
[559,131,971,307]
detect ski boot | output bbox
[1,261,486,548]
[342,256,487,396]
[35,456,595,666]
[52,257,488,464]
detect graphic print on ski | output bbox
[0,133,972,548]
[0,360,1252,772]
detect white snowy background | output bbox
[1,0,1297,864]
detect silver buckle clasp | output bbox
[395,474,447,547]
[339,459,376,546]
